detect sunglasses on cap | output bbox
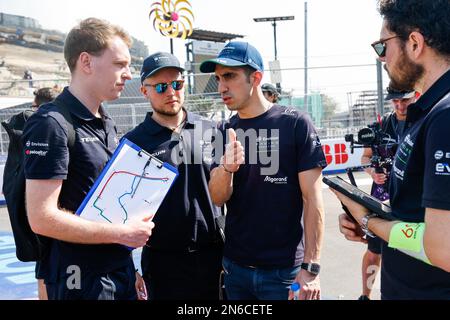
[371,35,400,58]
[144,80,185,94]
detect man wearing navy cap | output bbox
[124,52,224,300]
[201,42,327,300]
[358,84,417,300]
[261,83,280,104]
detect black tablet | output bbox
[323,176,395,221]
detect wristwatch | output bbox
[300,262,321,275]
[361,213,378,238]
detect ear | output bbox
[140,85,148,96]
[252,71,264,87]
[409,31,425,59]
[78,52,93,74]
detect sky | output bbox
[1,0,389,110]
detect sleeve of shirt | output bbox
[211,120,227,171]
[23,113,70,180]
[295,113,328,173]
[423,110,450,210]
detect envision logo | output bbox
[264,176,288,184]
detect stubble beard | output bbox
[385,48,424,92]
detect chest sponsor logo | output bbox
[284,108,297,115]
[25,141,49,148]
[436,163,450,176]
[264,176,288,184]
[393,134,414,181]
[435,150,444,160]
[80,137,101,143]
[25,149,48,157]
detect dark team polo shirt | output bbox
[123,111,222,254]
[213,105,327,268]
[384,70,450,299]
[23,88,131,282]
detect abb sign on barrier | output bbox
[321,138,363,174]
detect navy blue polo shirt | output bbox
[23,87,131,282]
[213,105,327,268]
[123,111,222,254]
[384,70,450,299]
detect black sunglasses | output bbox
[371,35,400,58]
[144,80,184,94]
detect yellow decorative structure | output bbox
[149,0,195,40]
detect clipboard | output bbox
[323,176,395,221]
[76,138,178,225]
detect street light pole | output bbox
[304,1,308,111]
[253,16,295,93]
[273,21,278,61]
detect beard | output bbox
[152,103,183,117]
[384,48,424,91]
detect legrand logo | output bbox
[264,176,288,184]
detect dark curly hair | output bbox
[378,0,450,57]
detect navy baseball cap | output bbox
[385,86,415,100]
[200,41,264,73]
[140,52,184,83]
[261,83,278,95]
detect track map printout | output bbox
[76,139,178,224]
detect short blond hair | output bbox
[64,17,133,73]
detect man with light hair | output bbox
[23,18,154,300]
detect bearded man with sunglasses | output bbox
[335,0,450,299]
[124,52,224,300]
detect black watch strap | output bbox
[301,262,321,275]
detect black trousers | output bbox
[142,246,223,300]
[46,262,137,300]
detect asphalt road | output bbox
[0,172,380,300]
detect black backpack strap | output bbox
[52,99,76,149]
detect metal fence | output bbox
[0,63,384,154]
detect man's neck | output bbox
[237,93,273,119]
[68,80,102,118]
[152,109,186,132]
[418,57,450,94]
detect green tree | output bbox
[321,93,338,121]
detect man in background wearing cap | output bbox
[201,42,327,300]
[261,83,280,104]
[357,84,417,301]
[124,52,224,300]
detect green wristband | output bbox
[388,222,431,265]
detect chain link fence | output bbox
[0,64,386,154]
